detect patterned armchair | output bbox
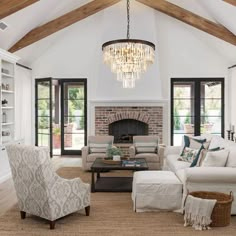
[6,144,90,230]
[82,136,114,170]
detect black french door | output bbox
[61,79,87,155]
[171,78,224,145]
[35,78,53,156]
[35,78,87,156]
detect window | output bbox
[171,78,224,145]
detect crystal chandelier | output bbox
[102,0,155,88]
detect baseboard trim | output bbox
[0,172,12,184]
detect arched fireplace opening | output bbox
[109,119,148,143]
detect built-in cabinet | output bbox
[0,48,20,183]
[0,48,19,145]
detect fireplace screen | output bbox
[109,119,148,143]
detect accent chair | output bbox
[6,144,90,229]
[82,135,114,170]
[129,136,164,170]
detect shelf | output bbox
[1,73,14,78]
[2,106,14,109]
[2,90,14,94]
[2,122,14,126]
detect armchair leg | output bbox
[85,206,90,216]
[49,221,56,230]
[20,211,26,219]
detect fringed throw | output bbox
[184,195,216,230]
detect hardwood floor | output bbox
[0,156,82,216]
[0,178,17,216]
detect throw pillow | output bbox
[226,148,236,167]
[180,135,208,167]
[89,143,111,153]
[135,141,158,153]
[178,147,200,163]
[202,149,229,167]
[197,147,221,167]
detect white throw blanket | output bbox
[184,195,217,230]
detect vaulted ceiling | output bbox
[0,0,236,64]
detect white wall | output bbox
[15,65,32,144]
[30,1,230,143]
[229,67,236,130]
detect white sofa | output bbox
[163,135,236,215]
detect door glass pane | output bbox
[38,134,50,147]
[64,100,84,114]
[63,82,86,153]
[173,82,195,145]
[38,99,50,116]
[200,81,222,136]
[36,80,52,155]
[37,82,50,99]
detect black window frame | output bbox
[171,78,225,145]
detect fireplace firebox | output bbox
[109,119,148,143]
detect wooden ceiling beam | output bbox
[0,0,39,19]
[223,0,236,6]
[9,0,120,52]
[136,0,236,46]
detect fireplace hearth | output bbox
[109,119,148,143]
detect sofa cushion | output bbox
[166,154,191,172]
[208,135,235,150]
[226,147,236,167]
[86,153,107,162]
[197,147,221,166]
[202,149,229,167]
[175,169,186,183]
[135,153,159,162]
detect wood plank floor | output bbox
[0,178,17,216]
[0,156,81,216]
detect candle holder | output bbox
[231,132,235,141]
[227,130,231,140]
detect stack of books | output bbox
[122,160,141,167]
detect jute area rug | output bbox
[0,167,235,236]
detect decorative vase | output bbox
[113,155,121,161]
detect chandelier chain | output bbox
[127,0,130,39]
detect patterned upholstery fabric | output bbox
[6,144,90,221]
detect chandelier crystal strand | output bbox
[102,0,155,88]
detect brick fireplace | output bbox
[94,106,163,155]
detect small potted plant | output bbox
[107,146,123,161]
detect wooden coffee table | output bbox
[90,158,148,193]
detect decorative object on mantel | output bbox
[227,124,235,141]
[102,0,155,89]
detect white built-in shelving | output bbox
[0,48,19,146]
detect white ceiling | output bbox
[0,0,235,65]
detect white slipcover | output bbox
[132,171,182,212]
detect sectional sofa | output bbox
[163,135,236,214]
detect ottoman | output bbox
[132,171,183,212]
